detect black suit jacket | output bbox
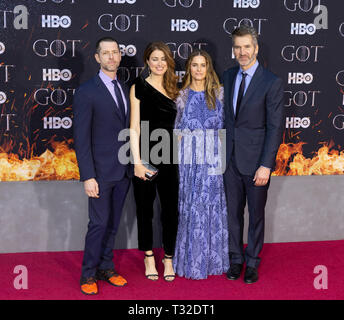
[223,64,284,176]
[73,73,133,182]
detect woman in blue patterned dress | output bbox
[173,50,229,279]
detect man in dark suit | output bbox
[223,26,284,284]
[73,37,132,295]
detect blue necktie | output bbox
[112,79,126,119]
[236,72,247,119]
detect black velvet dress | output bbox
[132,76,179,256]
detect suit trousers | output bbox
[81,176,130,278]
[132,163,179,256]
[223,155,270,268]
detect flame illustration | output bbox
[1,140,344,180]
[0,141,79,181]
[273,142,344,176]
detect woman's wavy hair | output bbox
[181,50,221,110]
[143,42,179,100]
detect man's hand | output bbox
[84,178,99,198]
[253,166,271,186]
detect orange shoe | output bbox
[96,269,127,287]
[80,277,98,295]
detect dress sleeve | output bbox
[218,86,224,106]
[134,76,144,100]
[217,86,225,129]
[174,88,189,130]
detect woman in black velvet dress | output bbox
[130,42,179,282]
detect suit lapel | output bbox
[226,67,239,121]
[237,64,264,117]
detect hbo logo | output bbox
[43,69,72,81]
[288,72,313,84]
[333,114,344,130]
[119,44,137,57]
[233,0,260,8]
[171,19,198,32]
[290,23,316,35]
[43,117,72,129]
[0,42,5,54]
[286,117,310,129]
[0,91,7,104]
[41,15,71,28]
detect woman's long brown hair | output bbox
[143,42,179,100]
[181,50,221,110]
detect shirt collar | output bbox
[99,69,117,84]
[240,60,259,78]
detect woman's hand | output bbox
[134,163,156,181]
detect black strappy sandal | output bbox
[144,252,159,281]
[162,255,176,282]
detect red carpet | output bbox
[1,240,343,300]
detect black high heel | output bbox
[162,255,176,282]
[144,252,159,281]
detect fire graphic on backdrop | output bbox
[0,79,80,181]
[273,142,344,176]
[1,140,344,181]
[0,141,79,181]
[1,86,343,180]
[0,76,80,181]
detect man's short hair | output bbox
[95,37,118,54]
[232,25,258,46]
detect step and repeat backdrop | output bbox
[0,0,343,180]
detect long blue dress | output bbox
[173,87,229,280]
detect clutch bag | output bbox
[141,160,158,181]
